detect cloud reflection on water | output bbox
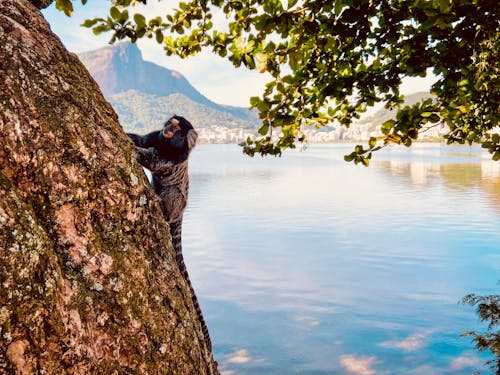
[449,351,482,371]
[339,354,379,375]
[226,348,252,364]
[379,330,435,351]
[183,144,500,374]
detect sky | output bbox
[42,1,437,108]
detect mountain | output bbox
[109,91,259,132]
[358,91,434,127]
[78,42,259,133]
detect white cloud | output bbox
[219,348,268,375]
[450,351,482,371]
[339,354,378,375]
[218,349,251,375]
[226,348,251,364]
[379,330,434,351]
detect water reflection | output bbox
[480,160,500,215]
[183,143,500,374]
[375,155,500,215]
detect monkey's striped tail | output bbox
[169,220,214,367]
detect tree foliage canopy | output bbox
[57,0,499,164]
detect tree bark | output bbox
[30,0,52,9]
[0,0,218,373]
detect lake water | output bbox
[182,143,500,375]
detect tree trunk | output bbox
[0,0,218,374]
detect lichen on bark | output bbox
[0,0,218,373]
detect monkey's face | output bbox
[161,117,188,154]
[161,117,181,139]
[158,116,195,160]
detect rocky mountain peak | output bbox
[78,41,258,125]
[78,41,203,100]
[114,41,143,65]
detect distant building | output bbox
[195,118,454,145]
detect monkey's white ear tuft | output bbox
[187,129,198,150]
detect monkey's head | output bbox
[159,115,197,162]
[161,115,193,139]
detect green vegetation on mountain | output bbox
[109,90,259,133]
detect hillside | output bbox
[78,42,259,133]
[358,92,434,127]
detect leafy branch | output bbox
[56,0,499,163]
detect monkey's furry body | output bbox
[127,116,212,354]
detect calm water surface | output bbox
[183,143,500,375]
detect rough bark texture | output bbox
[30,0,52,9]
[0,0,218,373]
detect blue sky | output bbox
[42,2,437,108]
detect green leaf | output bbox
[344,153,355,162]
[55,0,73,16]
[120,9,129,22]
[250,96,260,108]
[244,54,255,68]
[289,52,299,71]
[92,24,110,35]
[258,122,269,136]
[368,137,377,148]
[381,119,396,135]
[493,151,500,161]
[81,19,99,28]
[263,0,282,14]
[439,0,451,12]
[429,114,440,122]
[155,29,164,44]
[334,0,343,16]
[134,13,146,28]
[110,6,121,21]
